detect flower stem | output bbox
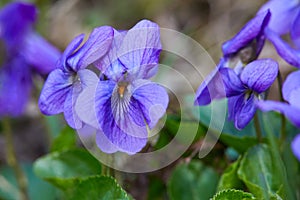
[277,71,286,143]
[280,114,286,145]
[101,164,109,176]
[254,114,262,142]
[262,114,295,200]
[2,119,29,200]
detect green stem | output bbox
[101,164,109,176]
[280,114,286,145]
[3,119,29,200]
[254,114,262,143]
[277,71,286,143]
[101,158,112,176]
[42,116,55,147]
[262,114,294,200]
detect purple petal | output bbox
[288,88,300,109]
[235,94,256,130]
[219,67,245,97]
[131,79,169,129]
[22,33,61,74]
[64,69,99,129]
[291,134,300,161]
[74,69,100,128]
[118,20,162,79]
[291,11,300,48]
[77,124,119,153]
[57,34,85,71]
[94,80,116,125]
[78,69,99,89]
[97,125,147,154]
[266,28,300,68]
[38,69,72,115]
[63,83,82,129]
[95,29,127,81]
[77,124,95,138]
[194,59,227,105]
[95,130,119,154]
[240,59,278,93]
[0,57,31,117]
[94,80,148,153]
[0,2,37,49]
[258,0,300,35]
[102,59,126,82]
[256,100,300,127]
[228,94,244,121]
[222,10,270,57]
[67,26,114,71]
[282,70,300,107]
[109,83,148,136]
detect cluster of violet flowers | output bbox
[0,2,60,118]
[4,0,299,160]
[194,0,300,161]
[38,20,169,154]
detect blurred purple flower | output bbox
[76,20,169,154]
[222,59,278,129]
[194,10,270,106]
[292,134,300,161]
[257,70,300,127]
[0,2,60,117]
[194,58,226,105]
[222,10,270,62]
[258,1,300,67]
[39,26,113,129]
[257,0,300,36]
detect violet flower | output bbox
[257,0,300,36]
[258,1,300,67]
[0,2,60,117]
[38,26,114,129]
[221,59,278,129]
[76,20,169,154]
[194,10,270,106]
[222,10,270,62]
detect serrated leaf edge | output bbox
[210,189,256,200]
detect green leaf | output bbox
[44,115,64,138]
[167,161,219,200]
[217,157,243,191]
[281,141,300,199]
[65,175,130,200]
[154,116,206,150]
[50,126,77,152]
[154,129,172,150]
[0,164,60,200]
[34,149,101,189]
[237,144,284,199]
[148,176,166,200]
[167,121,206,144]
[211,189,255,200]
[185,97,258,153]
[219,135,257,154]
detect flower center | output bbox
[117,82,129,98]
[244,90,252,101]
